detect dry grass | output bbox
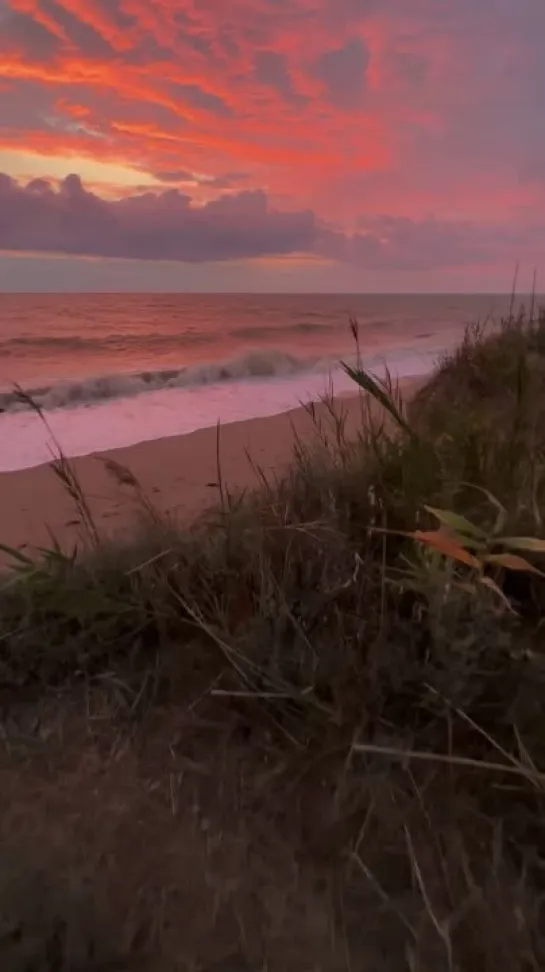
[0,308,545,970]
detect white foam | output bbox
[0,344,446,472]
[0,349,322,413]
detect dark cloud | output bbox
[337,0,376,15]
[38,0,115,58]
[151,169,198,184]
[518,162,545,187]
[0,173,534,273]
[0,9,61,60]
[318,215,520,271]
[150,169,250,189]
[76,91,183,133]
[0,80,57,130]
[173,84,233,118]
[0,173,317,261]
[253,50,303,104]
[92,0,134,31]
[170,9,213,58]
[206,172,251,189]
[318,0,378,28]
[312,39,369,108]
[386,50,429,86]
[216,26,241,60]
[160,81,233,118]
[123,37,191,68]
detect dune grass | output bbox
[1,308,545,970]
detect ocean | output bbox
[0,292,520,472]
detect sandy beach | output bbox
[0,375,428,559]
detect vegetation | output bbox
[1,308,545,970]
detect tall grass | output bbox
[1,307,545,970]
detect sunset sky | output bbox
[0,0,544,291]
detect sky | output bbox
[0,0,544,292]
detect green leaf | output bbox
[342,363,415,438]
[424,507,487,540]
[498,537,545,554]
[483,553,545,576]
[459,483,507,536]
[453,580,478,596]
[478,575,517,613]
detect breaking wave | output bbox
[0,349,337,414]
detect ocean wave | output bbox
[0,349,334,413]
[1,335,99,351]
[230,321,334,340]
[0,331,214,354]
[1,317,348,357]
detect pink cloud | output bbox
[0,0,543,287]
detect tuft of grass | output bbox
[1,305,545,969]
[13,385,101,548]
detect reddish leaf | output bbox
[411,530,480,569]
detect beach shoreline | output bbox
[0,375,428,559]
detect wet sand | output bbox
[0,376,427,559]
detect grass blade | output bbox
[342,363,415,438]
